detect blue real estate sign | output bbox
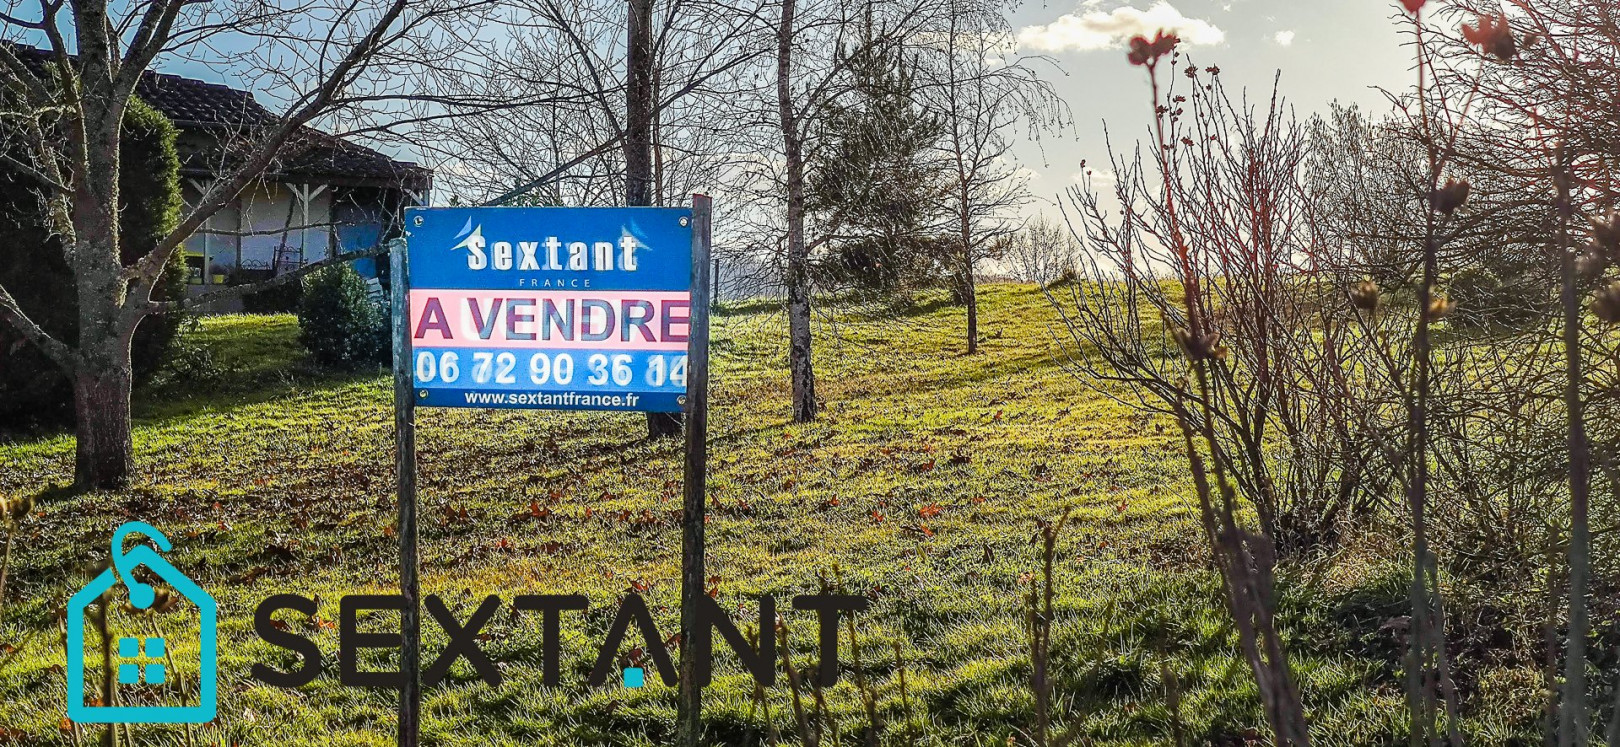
[403,207,694,412]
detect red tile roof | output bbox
[5,43,430,191]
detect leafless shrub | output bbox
[1003,216,1077,288]
[1051,32,1366,746]
[1054,61,1381,561]
[1052,0,1620,742]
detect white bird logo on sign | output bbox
[450,218,485,255]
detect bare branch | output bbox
[145,243,390,315]
[124,0,413,294]
[0,281,79,370]
[0,150,67,193]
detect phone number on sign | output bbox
[412,350,687,391]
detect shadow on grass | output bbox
[0,315,381,454]
[714,297,781,318]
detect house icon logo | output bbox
[67,522,218,724]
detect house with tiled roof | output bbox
[9,44,430,298]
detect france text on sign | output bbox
[403,207,693,412]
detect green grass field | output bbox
[0,285,1539,745]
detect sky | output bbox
[128,0,1426,219]
[1001,0,1419,217]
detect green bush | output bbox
[0,98,185,428]
[813,235,957,302]
[296,263,388,370]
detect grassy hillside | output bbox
[0,285,1535,745]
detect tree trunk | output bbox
[964,273,978,354]
[778,0,816,423]
[1555,159,1592,747]
[962,248,978,355]
[785,209,815,423]
[72,106,134,490]
[73,347,134,491]
[626,0,682,440]
[953,123,978,355]
[625,0,654,208]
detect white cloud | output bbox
[1017,2,1226,53]
[1272,30,1296,46]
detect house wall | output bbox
[180,186,242,285]
[179,181,420,313]
[181,181,333,284]
[238,182,332,272]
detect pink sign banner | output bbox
[409,290,691,351]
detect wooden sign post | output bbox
[675,194,712,746]
[389,237,421,745]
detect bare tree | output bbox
[1003,215,1075,287]
[755,0,961,421]
[919,0,1065,353]
[774,0,818,421]
[420,0,767,209]
[625,0,685,439]
[0,0,547,488]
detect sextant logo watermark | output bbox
[68,521,867,726]
[67,522,218,725]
